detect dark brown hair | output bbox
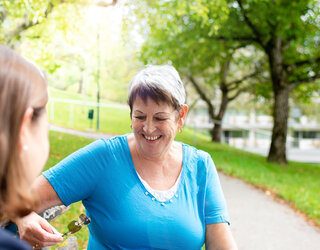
[128,84,182,118]
[0,44,47,220]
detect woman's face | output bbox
[131,96,181,157]
[21,91,49,184]
[28,107,50,182]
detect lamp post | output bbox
[94,0,118,131]
[96,24,101,131]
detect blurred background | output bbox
[1,0,319,248]
[2,0,319,163]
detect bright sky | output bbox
[86,4,123,42]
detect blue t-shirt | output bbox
[43,135,229,250]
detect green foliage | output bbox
[225,0,320,94]
[136,0,231,70]
[128,0,320,103]
[291,80,320,102]
[125,0,270,132]
[1,0,139,102]
[0,0,85,44]
[290,83,320,122]
[127,0,320,163]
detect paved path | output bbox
[220,173,320,250]
[50,125,320,249]
[50,125,114,140]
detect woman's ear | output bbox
[178,104,189,127]
[18,107,34,151]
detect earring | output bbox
[23,145,29,151]
[178,127,182,133]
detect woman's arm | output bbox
[15,175,64,248]
[205,223,238,250]
[31,175,63,213]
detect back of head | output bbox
[128,65,186,114]
[0,44,47,220]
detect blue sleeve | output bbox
[42,139,108,206]
[204,153,230,225]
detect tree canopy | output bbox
[128,0,320,164]
[1,0,137,102]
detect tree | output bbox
[15,0,138,102]
[0,0,70,46]
[1,0,134,101]
[186,47,265,142]
[129,0,320,164]
[0,0,118,46]
[126,0,266,142]
[216,0,320,164]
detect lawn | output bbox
[46,127,320,249]
[48,87,131,135]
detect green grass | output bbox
[48,101,131,135]
[45,89,320,248]
[177,128,320,225]
[48,91,131,135]
[44,132,93,249]
[49,87,124,105]
[49,88,89,101]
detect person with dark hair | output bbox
[16,65,237,249]
[0,44,61,249]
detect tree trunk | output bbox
[211,122,222,142]
[188,58,231,144]
[210,87,229,142]
[78,77,83,94]
[267,86,289,164]
[266,36,289,164]
[210,60,230,143]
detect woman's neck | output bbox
[128,134,178,163]
[127,134,183,185]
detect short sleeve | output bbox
[204,154,230,225]
[42,139,108,206]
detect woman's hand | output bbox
[15,212,63,249]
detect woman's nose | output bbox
[143,119,155,134]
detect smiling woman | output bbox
[16,65,237,250]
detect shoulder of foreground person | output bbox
[0,227,31,250]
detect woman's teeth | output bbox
[144,135,160,141]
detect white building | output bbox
[186,106,320,150]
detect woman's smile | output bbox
[143,134,162,142]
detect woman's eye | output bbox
[155,117,166,121]
[135,116,145,120]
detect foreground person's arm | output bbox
[205,223,238,250]
[15,175,63,248]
